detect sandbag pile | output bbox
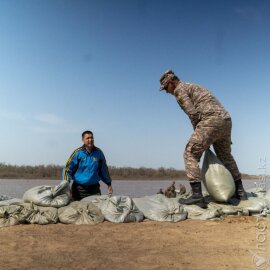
[173,187,270,220]
[1,175,270,227]
[266,190,270,209]
[133,195,187,222]
[0,197,23,206]
[207,201,244,216]
[58,201,104,225]
[22,181,71,208]
[0,204,32,227]
[1,184,145,226]
[204,188,269,218]
[82,195,144,223]
[183,204,223,220]
[0,203,59,227]
[242,189,269,215]
[25,203,58,225]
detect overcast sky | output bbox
[0,0,270,174]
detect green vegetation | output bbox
[0,163,62,179]
[108,166,186,180]
[0,163,257,180]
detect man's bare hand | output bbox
[108,185,113,195]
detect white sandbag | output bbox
[0,204,32,227]
[266,190,270,210]
[133,195,187,222]
[237,197,267,215]
[245,188,270,214]
[23,181,71,208]
[238,189,269,214]
[183,204,222,220]
[81,195,100,203]
[58,201,104,225]
[82,195,144,223]
[0,197,23,206]
[201,149,235,202]
[25,203,58,225]
[0,195,12,201]
[246,187,267,198]
[207,202,241,216]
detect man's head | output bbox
[82,130,94,149]
[159,69,180,95]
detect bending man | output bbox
[159,70,247,208]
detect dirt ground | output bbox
[0,216,269,270]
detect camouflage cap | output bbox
[159,69,175,91]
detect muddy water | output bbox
[0,179,267,198]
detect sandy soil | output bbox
[0,216,269,270]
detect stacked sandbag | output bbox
[0,204,32,228]
[246,187,267,198]
[0,195,12,201]
[200,193,245,216]
[207,189,268,216]
[201,149,235,202]
[266,190,270,210]
[133,194,187,222]
[237,197,267,215]
[183,204,223,220]
[24,203,58,225]
[207,202,243,216]
[58,201,104,225]
[23,181,71,208]
[0,195,23,206]
[236,188,269,215]
[82,195,144,223]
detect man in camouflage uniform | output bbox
[159,70,247,208]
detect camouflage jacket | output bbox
[174,81,230,128]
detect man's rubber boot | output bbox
[234,179,248,200]
[178,182,207,209]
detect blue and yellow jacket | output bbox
[64,145,112,186]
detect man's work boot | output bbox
[234,179,248,200]
[178,182,207,209]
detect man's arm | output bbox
[174,86,201,129]
[64,150,80,182]
[99,151,113,193]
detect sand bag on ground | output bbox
[245,188,270,214]
[24,203,58,225]
[133,194,187,222]
[0,204,32,227]
[201,149,235,202]
[237,197,267,215]
[82,195,144,223]
[266,190,270,210]
[207,202,241,215]
[58,201,104,225]
[246,188,267,198]
[0,195,23,206]
[0,195,13,201]
[183,204,223,220]
[23,181,71,208]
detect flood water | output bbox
[0,179,268,199]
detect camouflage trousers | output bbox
[184,117,241,182]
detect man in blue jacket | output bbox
[64,130,113,200]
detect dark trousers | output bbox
[71,182,101,201]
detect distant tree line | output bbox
[108,166,187,180]
[0,163,186,180]
[0,163,257,180]
[0,163,63,179]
